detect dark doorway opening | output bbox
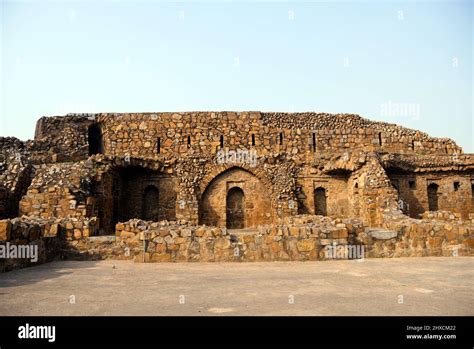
[314,187,327,216]
[471,183,474,210]
[88,124,104,156]
[226,187,245,229]
[143,185,160,221]
[427,183,439,211]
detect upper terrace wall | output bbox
[33,112,462,164]
[34,115,94,162]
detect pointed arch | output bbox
[199,164,272,198]
[199,166,273,228]
[226,187,245,229]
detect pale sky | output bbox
[1,0,472,152]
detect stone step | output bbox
[87,235,116,243]
[365,227,398,240]
[227,228,259,235]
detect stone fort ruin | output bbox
[0,112,473,269]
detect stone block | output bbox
[0,220,12,241]
[296,239,316,252]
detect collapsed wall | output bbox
[0,138,33,219]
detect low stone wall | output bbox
[1,212,473,271]
[0,218,57,272]
[111,213,474,262]
[0,216,99,272]
[113,216,364,262]
[378,210,474,257]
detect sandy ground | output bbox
[0,257,472,316]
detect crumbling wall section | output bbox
[350,153,399,226]
[19,155,110,219]
[372,209,474,257]
[34,115,96,162]
[0,137,33,219]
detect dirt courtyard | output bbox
[0,257,473,316]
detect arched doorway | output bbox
[199,167,272,228]
[142,185,159,221]
[314,187,327,216]
[226,187,245,229]
[88,124,103,155]
[427,183,439,211]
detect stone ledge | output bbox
[366,228,398,240]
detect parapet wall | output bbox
[33,113,462,164]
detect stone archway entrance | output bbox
[199,167,272,228]
[226,187,245,229]
[314,187,327,216]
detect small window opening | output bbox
[454,182,460,191]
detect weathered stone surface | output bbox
[0,220,12,241]
[366,229,398,240]
[296,239,316,252]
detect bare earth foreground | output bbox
[0,257,473,316]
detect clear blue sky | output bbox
[1,0,472,152]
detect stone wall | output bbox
[387,171,474,219]
[0,215,101,271]
[109,214,472,262]
[349,154,400,226]
[199,167,273,228]
[1,112,473,272]
[34,115,94,162]
[15,148,474,233]
[377,209,474,257]
[113,216,364,262]
[296,165,351,218]
[19,157,109,219]
[0,137,34,219]
[261,112,461,155]
[34,113,462,164]
[1,212,473,272]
